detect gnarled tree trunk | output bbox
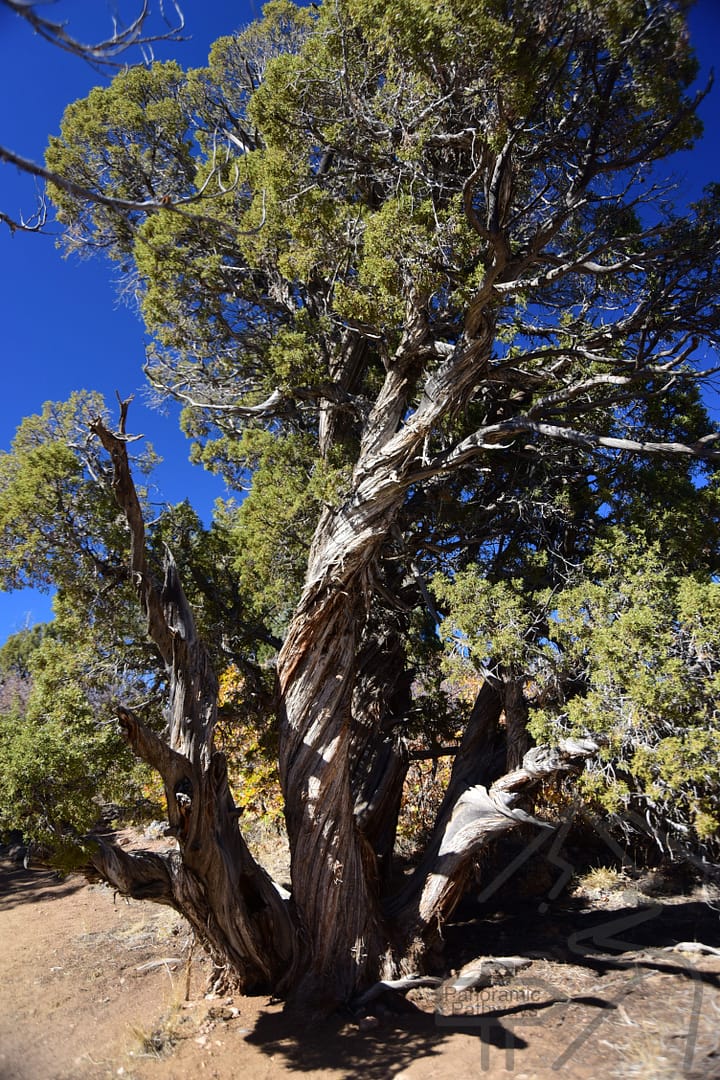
[87,389,596,1013]
[89,405,299,994]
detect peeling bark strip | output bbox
[407,738,598,932]
[89,405,300,993]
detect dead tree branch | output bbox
[1,1,185,70]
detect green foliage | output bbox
[0,392,108,591]
[0,392,160,607]
[208,429,350,627]
[527,532,720,853]
[0,598,153,862]
[27,0,720,872]
[145,498,253,671]
[0,395,174,855]
[433,565,550,675]
[433,514,720,856]
[43,0,713,474]
[0,390,307,854]
[46,61,195,262]
[0,624,52,680]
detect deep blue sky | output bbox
[0,0,719,641]
[0,1,261,638]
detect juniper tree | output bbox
[8,0,720,1008]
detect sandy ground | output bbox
[2,841,720,1080]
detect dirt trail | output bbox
[0,856,192,1079]
[2,847,720,1079]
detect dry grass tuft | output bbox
[579,865,628,893]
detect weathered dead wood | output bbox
[87,840,178,904]
[91,405,175,671]
[385,679,504,924]
[115,705,190,789]
[450,956,532,990]
[86,835,289,991]
[664,942,720,957]
[354,975,443,1008]
[391,737,598,940]
[89,406,300,993]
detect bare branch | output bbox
[90,401,175,668]
[115,704,190,782]
[143,383,286,417]
[87,838,179,903]
[0,192,48,235]
[421,413,720,481]
[1,1,186,71]
[0,144,265,238]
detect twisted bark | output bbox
[89,406,300,993]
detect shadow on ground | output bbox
[445,893,720,987]
[242,975,630,1076]
[246,1008,473,1077]
[241,892,720,1076]
[0,857,83,912]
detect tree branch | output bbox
[86,837,179,904]
[115,705,190,784]
[419,413,720,482]
[1,1,185,70]
[0,197,48,235]
[90,403,175,668]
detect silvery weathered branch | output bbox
[2,1,185,70]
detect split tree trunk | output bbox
[271,308,595,1004]
[85,344,597,1011]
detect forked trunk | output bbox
[86,383,596,1012]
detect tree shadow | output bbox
[238,889,720,1076]
[445,894,720,989]
[244,1007,489,1077]
[0,857,84,911]
[242,985,624,1076]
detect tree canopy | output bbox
[1,0,719,1011]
